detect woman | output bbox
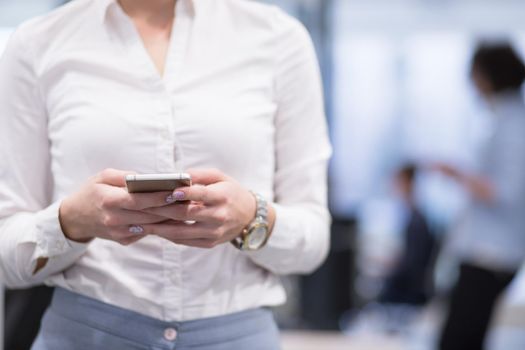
[0,0,332,349]
[435,43,525,350]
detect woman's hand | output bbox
[431,163,494,202]
[59,168,175,245]
[140,168,275,249]
[432,163,463,180]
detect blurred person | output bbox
[0,0,332,349]
[339,165,435,335]
[434,42,525,350]
[378,164,435,308]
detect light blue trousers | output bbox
[31,288,281,350]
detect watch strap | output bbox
[231,191,269,251]
[253,192,268,223]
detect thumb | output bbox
[97,168,136,187]
[187,168,228,186]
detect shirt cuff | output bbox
[34,201,89,258]
[246,203,302,261]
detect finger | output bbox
[97,168,136,187]
[187,168,228,186]
[124,191,179,210]
[103,209,170,227]
[174,184,224,204]
[108,189,178,211]
[142,203,220,223]
[106,226,148,241]
[122,209,170,225]
[141,221,219,241]
[119,234,147,246]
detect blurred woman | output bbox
[0,0,332,349]
[435,42,525,350]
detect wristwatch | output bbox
[231,192,270,251]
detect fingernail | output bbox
[166,194,176,203]
[129,225,144,234]
[173,191,185,200]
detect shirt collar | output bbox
[97,0,198,24]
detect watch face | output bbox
[247,224,268,249]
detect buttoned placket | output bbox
[161,0,194,322]
[106,0,194,321]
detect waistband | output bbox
[49,287,274,348]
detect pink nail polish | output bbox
[129,225,144,234]
[166,194,176,203]
[173,191,185,200]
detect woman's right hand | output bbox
[59,168,175,245]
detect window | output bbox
[330,0,525,224]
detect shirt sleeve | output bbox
[0,28,88,288]
[247,14,332,275]
[490,119,525,208]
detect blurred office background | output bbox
[2,0,525,349]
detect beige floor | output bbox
[280,304,525,350]
[281,331,405,350]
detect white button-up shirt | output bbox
[0,0,331,321]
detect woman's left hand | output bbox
[140,168,265,248]
[431,163,494,203]
[431,163,463,180]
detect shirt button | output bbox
[164,327,177,341]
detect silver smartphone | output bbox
[125,173,192,193]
